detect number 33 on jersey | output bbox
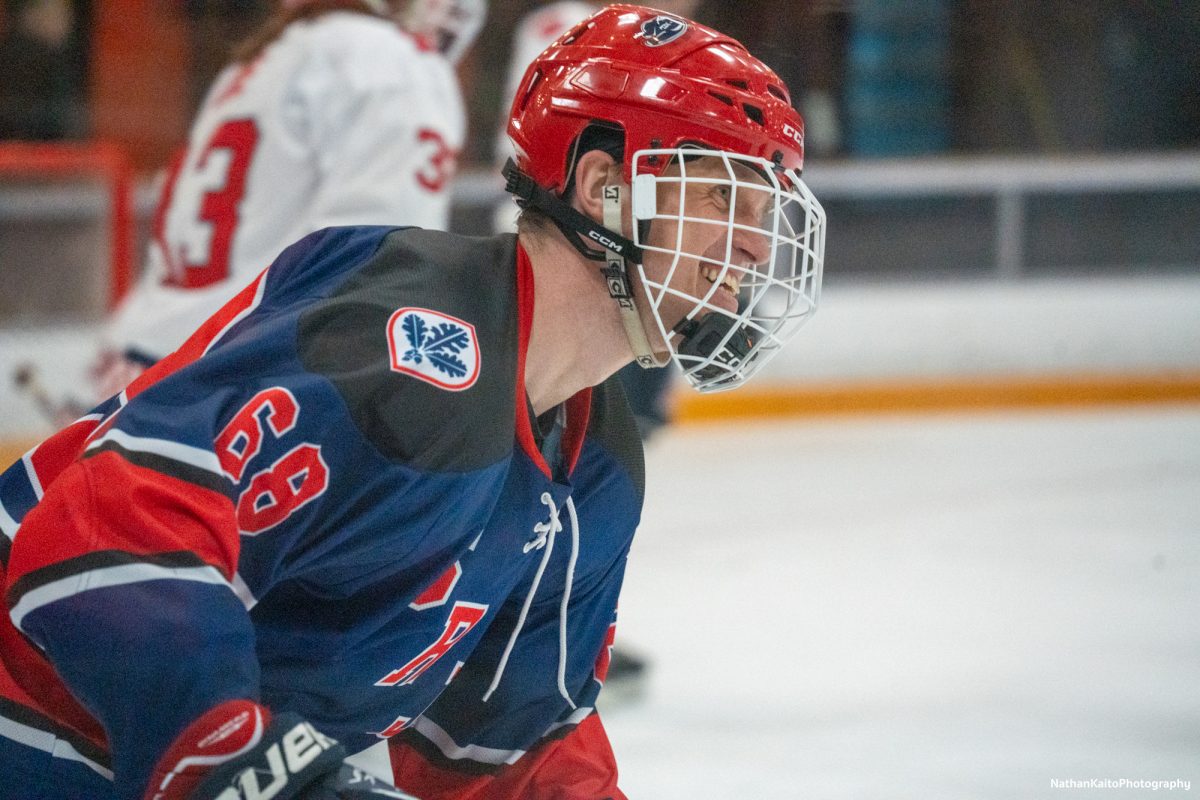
[108,12,465,363]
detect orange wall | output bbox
[89,1,191,171]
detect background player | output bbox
[90,0,485,400]
[0,5,825,799]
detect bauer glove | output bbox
[144,699,419,800]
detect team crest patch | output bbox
[637,15,687,47]
[387,307,481,391]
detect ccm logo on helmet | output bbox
[782,123,804,146]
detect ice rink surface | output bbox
[603,406,1200,799]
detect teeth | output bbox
[701,266,741,295]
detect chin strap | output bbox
[504,159,667,368]
[601,185,668,368]
[503,159,642,262]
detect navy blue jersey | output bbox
[0,227,643,799]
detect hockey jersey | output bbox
[0,227,641,800]
[106,11,465,364]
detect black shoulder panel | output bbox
[586,374,646,505]
[297,230,520,472]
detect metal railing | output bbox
[453,151,1200,279]
[0,142,135,306]
[4,149,1199,283]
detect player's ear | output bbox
[571,150,620,223]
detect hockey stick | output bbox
[11,362,87,429]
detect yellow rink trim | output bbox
[3,373,1199,466]
[671,372,1200,423]
[0,440,35,470]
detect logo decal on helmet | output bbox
[637,15,687,47]
[781,123,804,146]
[387,307,481,391]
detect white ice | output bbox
[605,406,1200,799]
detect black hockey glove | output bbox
[274,762,422,800]
[189,714,419,800]
[144,700,419,800]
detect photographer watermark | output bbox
[1051,778,1191,791]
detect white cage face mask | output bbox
[629,148,826,393]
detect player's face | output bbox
[634,156,774,350]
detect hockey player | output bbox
[0,5,825,799]
[91,0,484,400]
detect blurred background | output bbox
[5,0,1197,426]
[4,1,1199,160]
[0,2,1198,795]
[1,0,1198,339]
[2,1,1199,286]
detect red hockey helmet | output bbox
[507,4,806,193]
[504,5,825,393]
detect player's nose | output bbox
[732,224,771,268]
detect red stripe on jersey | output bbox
[388,713,626,800]
[0,595,109,752]
[84,411,120,449]
[561,387,592,476]
[2,422,114,748]
[123,268,267,403]
[512,244,549,479]
[594,622,617,684]
[511,243,594,478]
[6,451,239,586]
[25,415,103,494]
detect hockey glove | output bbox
[144,699,419,800]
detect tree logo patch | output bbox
[387,307,481,391]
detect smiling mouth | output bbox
[701,265,741,296]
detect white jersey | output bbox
[496,0,595,161]
[493,1,595,232]
[108,11,464,361]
